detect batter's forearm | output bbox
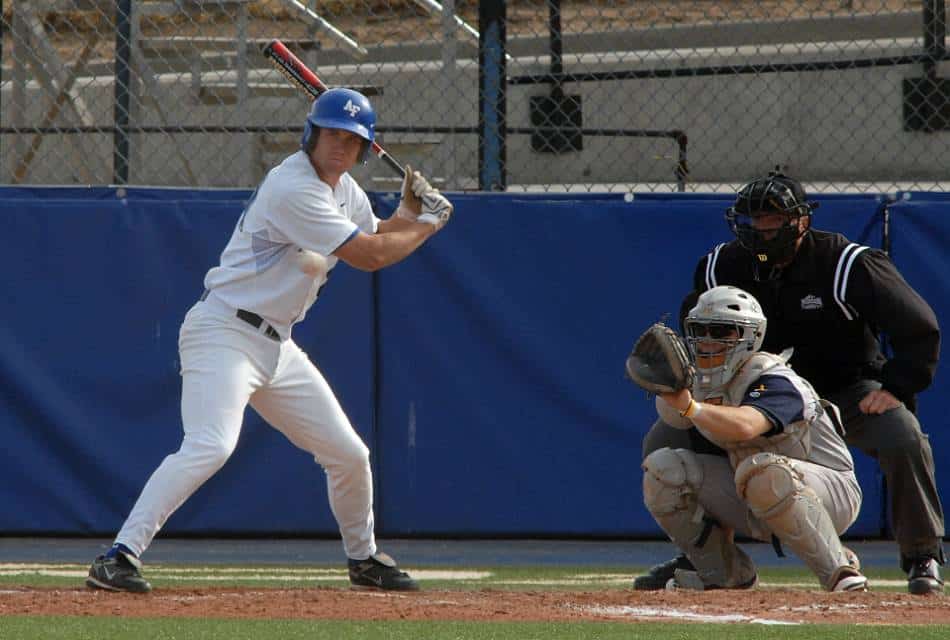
[377,215,418,233]
[375,225,436,268]
[335,225,434,272]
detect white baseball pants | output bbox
[115,298,377,560]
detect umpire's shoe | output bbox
[86,550,152,593]
[348,552,419,591]
[908,557,944,595]
[633,553,695,590]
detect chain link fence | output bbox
[1,1,947,192]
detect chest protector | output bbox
[693,350,813,469]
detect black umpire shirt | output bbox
[686,229,940,412]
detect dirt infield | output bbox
[3,587,949,625]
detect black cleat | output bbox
[665,568,758,591]
[348,552,419,591]
[86,551,152,593]
[908,557,944,595]
[633,553,696,590]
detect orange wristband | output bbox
[680,399,702,418]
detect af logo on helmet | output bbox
[343,99,361,118]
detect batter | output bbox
[86,88,453,593]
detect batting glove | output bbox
[395,164,431,220]
[417,191,453,229]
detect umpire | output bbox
[637,170,945,595]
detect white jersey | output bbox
[203,151,379,337]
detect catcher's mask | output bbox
[725,169,817,269]
[685,286,767,391]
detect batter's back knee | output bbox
[642,447,703,516]
[321,437,371,473]
[345,440,371,467]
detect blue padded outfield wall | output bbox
[1,186,946,540]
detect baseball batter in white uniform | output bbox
[642,286,868,592]
[86,88,452,593]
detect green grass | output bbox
[1,618,949,640]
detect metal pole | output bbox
[1,0,4,105]
[674,132,689,193]
[114,0,132,185]
[237,5,248,105]
[441,0,458,190]
[237,3,251,184]
[882,202,891,257]
[11,1,27,183]
[549,0,563,97]
[478,0,506,191]
[923,0,947,78]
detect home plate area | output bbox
[2,584,949,625]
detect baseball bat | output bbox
[263,40,405,178]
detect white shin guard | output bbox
[643,448,757,588]
[736,453,853,591]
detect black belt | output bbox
[236,309,281,341]
[200,290,280,341]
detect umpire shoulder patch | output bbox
[800,294,823,311]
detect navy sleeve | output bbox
[740,374,806,435]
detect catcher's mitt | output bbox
[625,322,695,394]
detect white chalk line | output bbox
[0,565,489,581]
[577,604,799,625]
[0,564,907,588]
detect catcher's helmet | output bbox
[725,169,817,268]
[685,286,767,391]
[301,88,376,162]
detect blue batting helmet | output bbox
[301,88,376,162]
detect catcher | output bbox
[626,286,867,591]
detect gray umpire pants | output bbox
[642,380,945,568]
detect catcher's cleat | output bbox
[831,567,869,592]
[908,557,944,595]
[633,553,696,590]
[348,552,419,591]
[664,568,758,591]
[86,551,152,593]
